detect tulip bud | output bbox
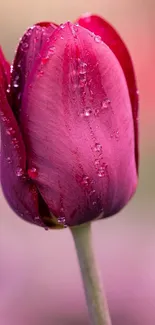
[0,16,138,229]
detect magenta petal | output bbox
[0,70,45,226]
[77,14,139,170]
[10,23,56,121]
[20,23,137,227]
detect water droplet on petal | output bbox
[6,127,15,135]
[78,59,87,74]
[115,130,119,141]
[10,65,13,73]
[70,24,78,38]
[97,164,107,178]
[94,143,102,152]
[22,42,29,51]
[16,167,24,177]
[60,24,65,29]
[94,35,101,43]
[136,90,139,95]
[102,98,111,109]
[81,175,90,188]
[57,216,67,227]
[94,159,100,167]
[12,138,19,148]
[28,167,38,179]
[90,32,95,38]
[6,157,11,164]
[13,78,19,88]
[84,107,92,117]
[6,84,11,93]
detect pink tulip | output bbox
[0,14,138,228]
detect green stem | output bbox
[71,222,112,325]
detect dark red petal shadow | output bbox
[77,14,139,171]
[10,23,56,122]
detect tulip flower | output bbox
[0,14,138,229]
[0,14,138,325]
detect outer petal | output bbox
[77,14,139,170]
[10,23,56,121]
[20,23,137,227]
[0,66,46,226]
[0,47,10,91]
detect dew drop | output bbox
[97,164,107,178]
[90,32,95,38]
[81,175,90,188]
[90,189,96,195]
[6,127,15,135]
[2,116,7,122]
[60,24,65,29]
[16,167,24,177]
[57,216,67,227]
[6,84,11,93]
[28,167,38,179]
[94,143,102,152]
[84,107,92,117]
[71,24,78,38]
[102,98,111,109]
[78,60,87,74]
[12,138,19,148]
[10,65,13,73]
[136,90,139,95]
[13,78,19,88]
[22,42,29,51]
[94,159,100,167]
[94,108,100,116]
[6,157,11,164]
[115,130,119,140]
[38,70,44,77]
[94,35,101,43]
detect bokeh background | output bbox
[0,0,155,324]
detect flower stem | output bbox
[71,222,112,325]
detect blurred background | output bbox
[0,0,155,324]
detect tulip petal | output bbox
[10,23,56,121]
[0,65,47,226]
[0,46,10,91]
[20,23,137,227]
[77,14,139,170]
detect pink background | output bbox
[0,0,155,324]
